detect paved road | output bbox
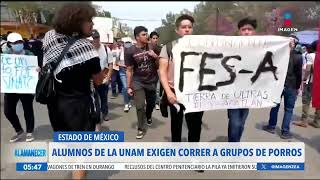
[1,93,319,179]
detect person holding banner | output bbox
[263,35,303,139]
[226,17,257,142]
[3,32,36,143]
[159,14,204,143]
[125,26,160,139]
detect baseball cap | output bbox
[7,32,23,43]
[92,29,100,39]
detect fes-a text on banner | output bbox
[1,54,38,94]
[172,35,290,113]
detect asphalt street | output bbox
[1,93,319,179]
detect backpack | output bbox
[35,38,78,104]
[159,41,174,118]
[166,41,173,62]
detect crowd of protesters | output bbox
[1,3,319,178]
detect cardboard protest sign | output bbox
[172,35,290,113]
[1,54,38,94]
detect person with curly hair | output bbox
[42,3,107,179]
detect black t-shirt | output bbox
[55,57,101,97]
[124,43,159,90]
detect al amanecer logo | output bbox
[278,12,298,32]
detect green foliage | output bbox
[96,10,111,18]
[156,1,320,43]
[3,1,93,26]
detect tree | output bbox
[94,4,112,18]
[3,1,43,36]
[154,1,320,43]
[96,10,111,18]
[263,2,320,35]
[3,1,93,36]
[155,12,179,45]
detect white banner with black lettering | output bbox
[172,35,291,113]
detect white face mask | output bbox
[1,43,9,53]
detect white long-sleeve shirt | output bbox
[97,44,113,70]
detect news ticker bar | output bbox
[8,142,305,164]
[16,162,304,171]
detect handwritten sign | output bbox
[173,35,291,113]
[1,54,38,94]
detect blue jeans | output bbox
[227,108,249,142]
[119,67,130,104]
[96,83,109,116]
[111,70,122,95]
[268,87,297,134]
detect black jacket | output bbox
[29,40,44,67]
[284,50,302,89]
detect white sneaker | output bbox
[155,104,160,110]
[136,130,145,139]
[9,130,24,143]
[26,133,35,142]
[129,103,132,108]
[124,104,130,112]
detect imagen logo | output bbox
[278,12,298,32]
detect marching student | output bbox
[125,26,160,139]
[159,14,204,143]
[226,17,258,142]
[149,31,163,110]
[3,32,37,142]
[43,3,108,179]
[111,42,123,98]
[89,29,113,126]
[159,14,205,173]
[115,40,133,112]
[263,35,303,139]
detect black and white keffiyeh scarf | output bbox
[42,29,99,79]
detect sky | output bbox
[92,1,200,31]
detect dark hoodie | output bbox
[284,50,302,89]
